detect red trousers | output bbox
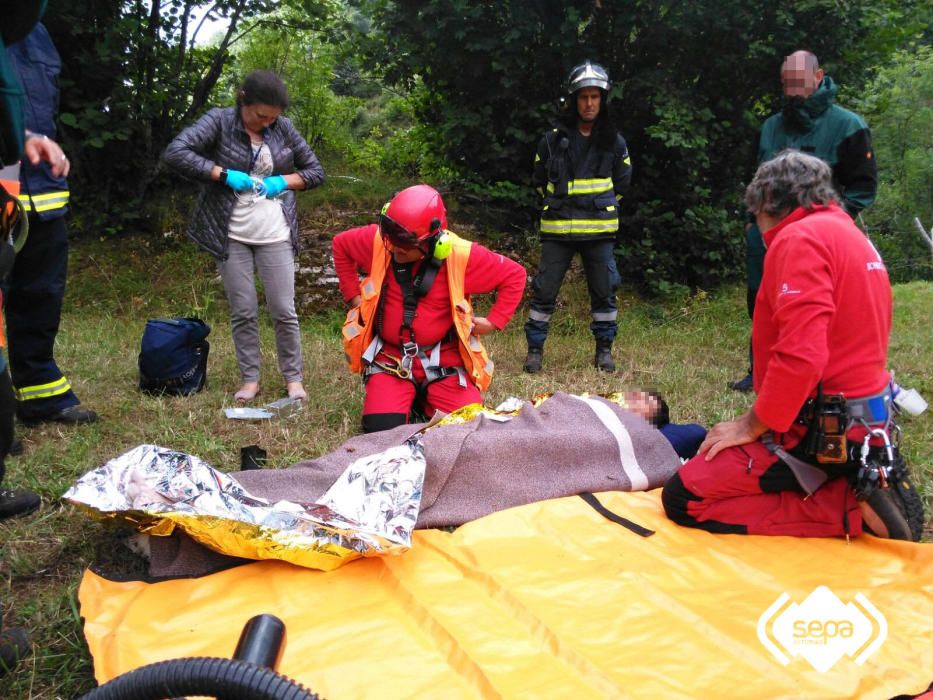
[662,439,863,537]
[361,358,481,433]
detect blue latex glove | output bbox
[262,175,287,198]
[224,169,254,192]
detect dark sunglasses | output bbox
[379,213,423,250]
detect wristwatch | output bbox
[219,167,228,182]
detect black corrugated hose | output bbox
[79,656,320,700]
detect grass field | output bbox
[1,190,931,697]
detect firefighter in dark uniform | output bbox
[524,60,632,374]
[6,23,97,425]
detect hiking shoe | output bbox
[730,372,753,393]
[0,488,40,520]
[858,462,924,541]
[523,348,543,374]
[23,405,98,426]
[8,438,23,456]
[595,344,615,373]
[0,626,30,678]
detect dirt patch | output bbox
[293,207,365,314]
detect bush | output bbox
[856,44,933,282]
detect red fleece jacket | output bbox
[333,224,526,355]
[752,204,892,436]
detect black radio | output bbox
[809,394,849,464]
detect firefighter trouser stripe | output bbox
[15,375,71,401]
[592,311,618,321]
[569,395,649,490]
[18,190,69,213]
[528,309,552,322]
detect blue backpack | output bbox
[138,318,210,396]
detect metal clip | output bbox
[868,427,894,488]
[859,433,871,470]
[855,429,896,499]
[373,356,412,380]
[869,427,895,465]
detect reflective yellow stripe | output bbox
[15,376,71,401]
[546,179,612,195]
[540,219,619,234]
[18,189,70,213]
[567,178,612,195]
[30,191,68,202]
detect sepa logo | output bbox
[757,586,887,672]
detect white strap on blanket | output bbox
[569,395,650,491]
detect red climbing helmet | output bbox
[379,184,447,249]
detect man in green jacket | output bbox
[731,50,877,392]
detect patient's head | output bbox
[623,389,670,427]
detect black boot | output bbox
[730,341,754,392]
[729,372,753,393]
[595,342,615,373]
[0,488,40,520]
[0,625,30,677]
[523,347,543,374]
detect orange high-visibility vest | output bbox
[0,177,20,349]
[342,229,495,391]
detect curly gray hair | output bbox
[744,150,839,217]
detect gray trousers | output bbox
[217,239,303,383]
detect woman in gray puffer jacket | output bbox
[163,70,324,404]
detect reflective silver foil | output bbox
[63,441,425,571]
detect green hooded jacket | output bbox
[746,76,878,290]
[758,76,877,216]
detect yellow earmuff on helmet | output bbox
[433,231,452,260]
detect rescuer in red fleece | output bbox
[662,150,924,541]
[333,185,526,433]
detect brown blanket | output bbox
[149,392,681,578]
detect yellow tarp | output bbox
[80,491,933,699]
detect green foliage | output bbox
[217,4,428,181]
[617,200,744,296]
[45,0,283,237]
[29,0,933,294]
[856,44,933,282]
[345,92,425,176]
[362,0,931,293]
[227,12,364,154]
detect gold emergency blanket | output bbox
[63,443,425,571]
[80,491,933,699]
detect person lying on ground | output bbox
[621,389,707,460]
